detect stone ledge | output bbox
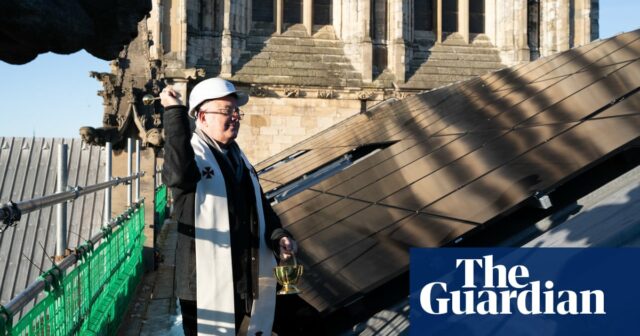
[408,65,503,76]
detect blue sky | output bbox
[0,0,638,138]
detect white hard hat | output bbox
[188,78,249,118]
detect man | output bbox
[161,78,297,336]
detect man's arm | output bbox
[160,87,200,192]
[162,105,200,191]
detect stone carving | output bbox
[79,126,122,147]
[357,90,374,101]
[317,89,335,99]
[0,0,151,64]
[117,114,128,129]
[284,88,301,98]
[164,68,206,80]
[132,103,164,147]
[91,71,118,110]
[394,92,410,99]
[250,86,269,97]
[80,92,165,148]
[145,128,164,147]
[152,113,162,127]
[81,18,167,149]
[102,114,118,127]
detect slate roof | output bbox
[0,138,107,312]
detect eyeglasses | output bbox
[199,107,245,120]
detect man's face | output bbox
[197,95,240,145]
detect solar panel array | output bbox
[255,30,640,312]
[0,138,107,311]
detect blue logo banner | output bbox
[409,248,640,336]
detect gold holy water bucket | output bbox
[273,255,304,295]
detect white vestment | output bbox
[191,134,277,336]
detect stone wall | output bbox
[236,96,362,163]
[95,0,600,166]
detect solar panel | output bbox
[425,115,640,224]
[535,31,640,82]
[259,30,640,312]
[379,125,572,211]
[324,135,460,196]
[595,90,640,119]
[260,146,356,185]
[349,131,506,203]
[282,198,370,241]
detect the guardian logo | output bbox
[419,255,606,315]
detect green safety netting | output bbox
[0,204,145,336]
[155,185,167,229]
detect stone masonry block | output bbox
[317,117,335,129]
[301,117,318,129]
[248,115,269,128]
[269,143,284,154]
[260,127,279,136]
[273,135,293,144]
[285,116,301,128]
[288,127,308,136]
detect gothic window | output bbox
[569,0,575,48]
[283,0,303,24]
[195,0,217,31]
[371,0,388,75]
[314,0,332,25]
[414,0,434,31]
[469,0,485,34]
[163,0,175,50]
[252,0,274,22]
[442,0,458,32]
[527,0,540,60]
[372,0,387,42]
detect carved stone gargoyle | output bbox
[284,87,301,98]
[79,126,123,147]
[80,100,164,148]
[132,103,164,147]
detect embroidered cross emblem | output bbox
[202,167,214,179]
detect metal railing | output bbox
[0,174,144,233]
[0,140,144,237]
[0,203,145,335]
[0,139,154,335]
